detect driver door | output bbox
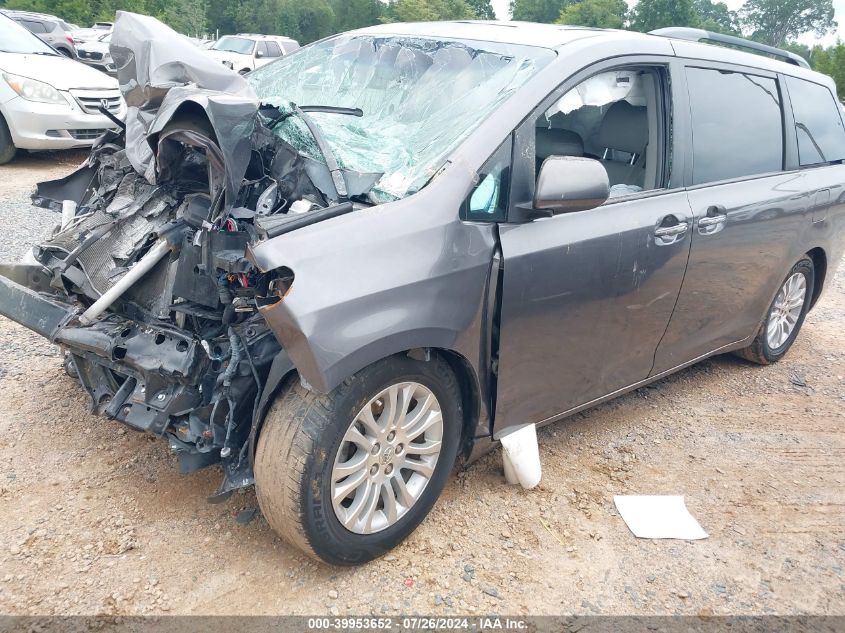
[492,61,692,434]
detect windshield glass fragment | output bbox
[248,35,554,202]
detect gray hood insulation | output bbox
[110,12,259,207]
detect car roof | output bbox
[233,33,298,42]
[354,21,606,49]
[352,21,827,83]
[2,9,60,22]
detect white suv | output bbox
[205,34,299,74]
[0,14,125,163]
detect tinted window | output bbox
[20,19,47,33]
[266,41,282,57]
[686,67,783,184]
[256,41,269,57]
[785,76,845,166]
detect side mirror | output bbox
[531,156,609,218]
[255,50,264,58]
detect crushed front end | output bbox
[0,13,344,499]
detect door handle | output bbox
[698,204,728,234]
[654,222,689,237]
[698,215,726,228]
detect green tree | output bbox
[467,0,496,19]
[330,0,384,31]
[556,0,627,29]
[739,0,836,47]
[629,0,698,32]
[278,0,335,43]
[510,0,571,23]
[384,0,475,22]
[812,41,845,99]
[5,0,101,25]
[159,0,206,35]
[694,0,739,35]
[206,0,238,36]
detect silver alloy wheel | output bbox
[766,272,807,350]
[330,382,444,534]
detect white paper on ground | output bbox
[614,495,708,540]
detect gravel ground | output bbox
[0,153,843,616]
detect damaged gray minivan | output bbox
[1,13,844,565]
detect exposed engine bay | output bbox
[0,13,380,499]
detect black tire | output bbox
[0,115,16,165]
[734,256,814,365]
[254,354,462,565]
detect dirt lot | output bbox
[0,152,843,617]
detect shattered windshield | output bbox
[248,35,554,202]
[213,36,255,55]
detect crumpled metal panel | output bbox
[110,11,258,208]
[147,87,259,208]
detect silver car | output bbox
[0,15,125,163]
[2,10,77,58]
[76,32,115,75]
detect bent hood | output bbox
[110,11,258,203]
[0,52,118,90]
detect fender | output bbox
[247,348,296,463]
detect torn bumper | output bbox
[0,272,204,432]
[0,270,243,489]
[0,270,77,338]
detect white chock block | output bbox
[500,423,542,489]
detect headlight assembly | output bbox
[2,72,67,105]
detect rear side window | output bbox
[785,76,845,166]
[686,67,783,185]
[20,19,47,33]
[266,41,282,57]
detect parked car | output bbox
[1,15,843,566]
[76,32,115,75]
[68,23,112,45]
[1,9,77,58]
[205,33,299,74]
[0,14,125,164]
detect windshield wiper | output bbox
[299,105,363,118]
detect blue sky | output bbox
[489,0,845,45]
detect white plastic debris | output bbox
[60,200,77,231]
[614,495,708,540]
[500,423,542,489]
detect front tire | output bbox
[255,354,462,565]
[0,115,16,165]
[734,256,814,365]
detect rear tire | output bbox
[734,256,814,365]
[0,115,16,165]
[254,354,462,565]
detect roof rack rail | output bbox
[650,27,810,69]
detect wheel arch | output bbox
[806,246,827,309]
[249,344,484,464]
